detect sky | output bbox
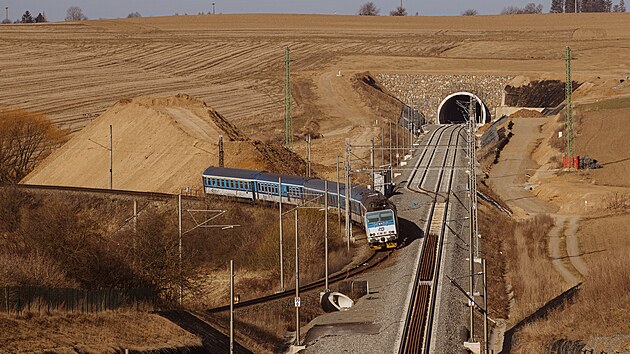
[2,0,554,22]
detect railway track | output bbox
[10,183,195,201]
[9,184,393,314]
[400,125,464,354]
[207,249,394,313]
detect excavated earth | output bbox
[22,94,306,193]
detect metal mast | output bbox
[219,135,225,168]
[284,47,293,146]
[564,47,575,167]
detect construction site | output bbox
[1,11,629,354]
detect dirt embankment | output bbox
[22,94,307,193]
[351,72,404,121]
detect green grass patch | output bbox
[578,96,630,111]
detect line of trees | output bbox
[3,11,48,24]
[551,0,626,12]
[358,2,414,16]
[1,6,91,24]
[501,3,544,14]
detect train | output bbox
[202,166,399,249]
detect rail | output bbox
[400,125,463,354]
[207,249,393,313]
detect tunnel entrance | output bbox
[437,92,489,125]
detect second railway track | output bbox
[400,125,464,354]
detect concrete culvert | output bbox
[320,291,354,313]
[437,92,489,125]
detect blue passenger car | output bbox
[202,166,398,249]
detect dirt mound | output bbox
[509,109,545,118]
[22,94,306,193]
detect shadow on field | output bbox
[502,283,582,353]
[157,310,252,354]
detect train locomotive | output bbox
[202,167,399,249]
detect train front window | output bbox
[379,211,394,222]
[367,214,379,224]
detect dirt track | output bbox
[487,118,559,217]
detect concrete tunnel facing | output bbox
[437,92,489,125]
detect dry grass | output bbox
[512,246,630,352]
[479,203,514,320]
[0,311,201,353]
[506,215,565,324]
[605,192,630,211]
[0,187,359,351]
[204,282,333,354]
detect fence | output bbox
[1,286,155,315]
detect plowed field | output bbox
[1,13,629,142]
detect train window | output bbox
[367,214,379,223]
[379,211,393,222]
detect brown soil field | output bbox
[4,12,630,352]
[2,13,630,181]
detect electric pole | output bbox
[284,47,293,146]
[344,138,351,252]
[230,259,234,354]
[279,177,284,291]
[381,126,385,168]
[219,135,224,168]
[109,125,113,190]
[468,97,476,344]
[178,193,183,306]
[388,122,392,166]
[307,135,311,177]
[564,47,575,169]
[336,156,342,236]
[370,138,375,190]
[324,180,329,291]
[212,2,216,15]
[294,209,301,346]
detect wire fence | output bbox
[1,286,156,316]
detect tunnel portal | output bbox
[437,92,489,125]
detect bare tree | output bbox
[462,9,479,15]
[65,6,88,21]
[0,109,65,183]
[501,3,544,14]
[127,12,142,18]
[390,6,408,16]
[358,2,380,16]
